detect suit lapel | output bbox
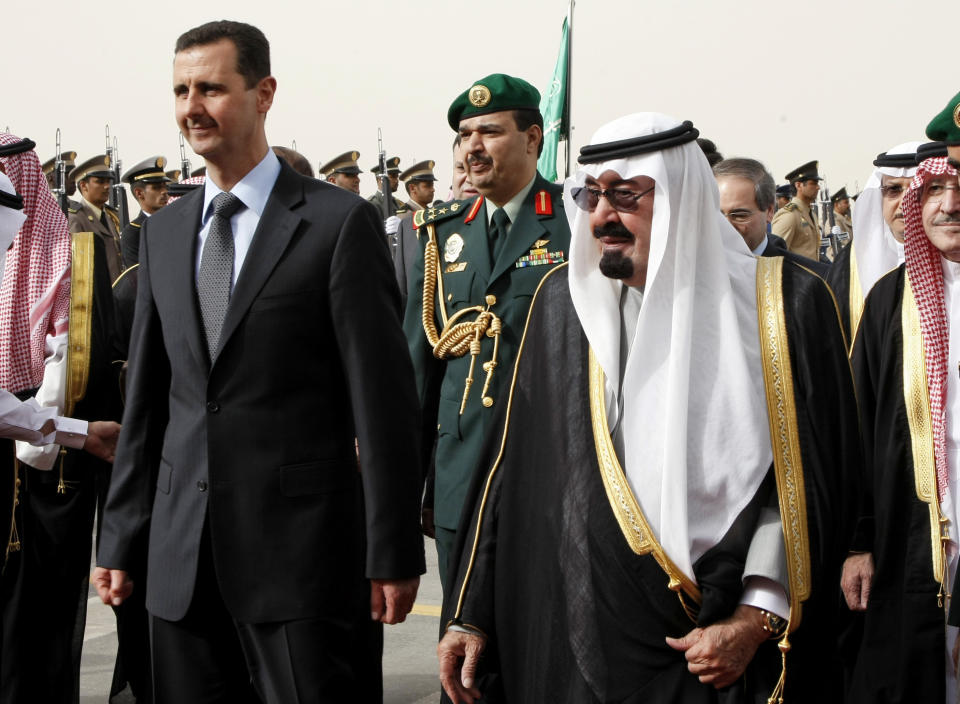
[489,176,551,283]
[169,190,208,372]
[213,164,304,363]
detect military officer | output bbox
[67,155,124,281]
[120,155,172,268]
[319,150,362,194]
[368,156,408,215]
[926,90,960,168]
[830,186,853,237]
[775,183,794,210]
[771,160,823,260]
[400,160,438,213]
[404,73,572,584]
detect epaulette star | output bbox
[414,197,476,228]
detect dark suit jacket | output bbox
[120,211,146,269]
[98,161,425,624]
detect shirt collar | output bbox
[81,196,102,219]
[201,149,282,223]
[486,174,537,225]
[751,236,768,256]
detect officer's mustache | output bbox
[933,214,960,225]
[593,222,634,241]
[467,154,492,168]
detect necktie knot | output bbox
[491,208,510,233]
[212,191,243,219]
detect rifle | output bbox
[52,129,69,216]
[817,184,842,260]
[377,129,396,220]
[179,132,191,180]
[104,125,130,228]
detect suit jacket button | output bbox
[197,480,208,492]
[207,401,220,413]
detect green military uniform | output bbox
[404,176,570,577]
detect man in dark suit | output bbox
[714,157,830,277]
[93,20,424,704]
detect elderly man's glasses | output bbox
[571,184,655,213]
[921,180,960,203]
[879,184,908,199]
[722,209,760,224]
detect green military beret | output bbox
[447,73,541,131]
[926,91,960,146]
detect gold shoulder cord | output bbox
[421,223,503,413]
[58,232,95,494]
[901,274,948,604]
[756,256,812,703]
[588,349,702,621]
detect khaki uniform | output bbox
[771,196,822,260]
[67,200,123,282]
[833,211,853,238]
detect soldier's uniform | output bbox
[66,155,124,282]
[319,151,362,193]
[400,160,438,213]
[40,151,78,212]
[771,160,823,260]
[119,156,172,269]
[367,156,408,216]
[829,186,853,239]
[404,73,572,582]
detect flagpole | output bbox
[564,0,575,178]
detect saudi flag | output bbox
[537,17,570,182]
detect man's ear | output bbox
[526,124,543,155]
[256,76,277,114]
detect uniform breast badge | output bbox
[445,233,465,263]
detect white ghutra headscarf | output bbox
[564,113,772,581]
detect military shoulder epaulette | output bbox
[783,202,798,212]
[104,204,118,213]
[67,205,79,214]
[413,196,482,229]
[129,221,142,229]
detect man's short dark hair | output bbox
[712,157,776,211]
[175,20,270,89]
[513,109,544,157]
[272,146,315,178]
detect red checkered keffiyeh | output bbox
[902,156,959,499]
[167,174,205,203]
[0,133,71,393]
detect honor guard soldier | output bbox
[775,183,795,210]
[831,186,853,237]
[67,154,124,281]
[320,150,362,194]
[771,160,823,260]
[926,90,960,168]
[400,160,438,212]
[41,151,78,201]
[368,156,408,213]
[120,156,172,268]
[404,73,572,583]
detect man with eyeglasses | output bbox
[713,157,828,275]
[404,73,570,587]
[771,160,824,260]
[437,113,858,703]
[826,142,921,344]
[844,147,960,703]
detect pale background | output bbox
[5,0,957,206]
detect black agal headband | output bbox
[578,121,700,164]
[0,138,36,157]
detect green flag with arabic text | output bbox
[537,17,569,182]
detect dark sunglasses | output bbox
[571,184,655,213]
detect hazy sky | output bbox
[6,0,958,204]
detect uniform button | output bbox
[197,480,208,492]
[206,401,220,413]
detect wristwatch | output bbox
[760,609,787,637]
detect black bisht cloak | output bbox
[443,261,859,703]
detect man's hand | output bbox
[665,604,769,689]
[83,421,121,462]
[438,629,485,704]
[370,576,419,624]
[92,567,133,606]
[841,552,874,611]
[421,506,436,539]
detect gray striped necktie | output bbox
[198,192,243,358]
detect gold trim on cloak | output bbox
[452,263,567,622]
[756,256,811,627]
[901,274,948,596]
[587,348,702,615]
[848,244,865,345]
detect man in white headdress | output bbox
[827,141,923,344]
[437,114,859,703]
[845,151,960,703]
